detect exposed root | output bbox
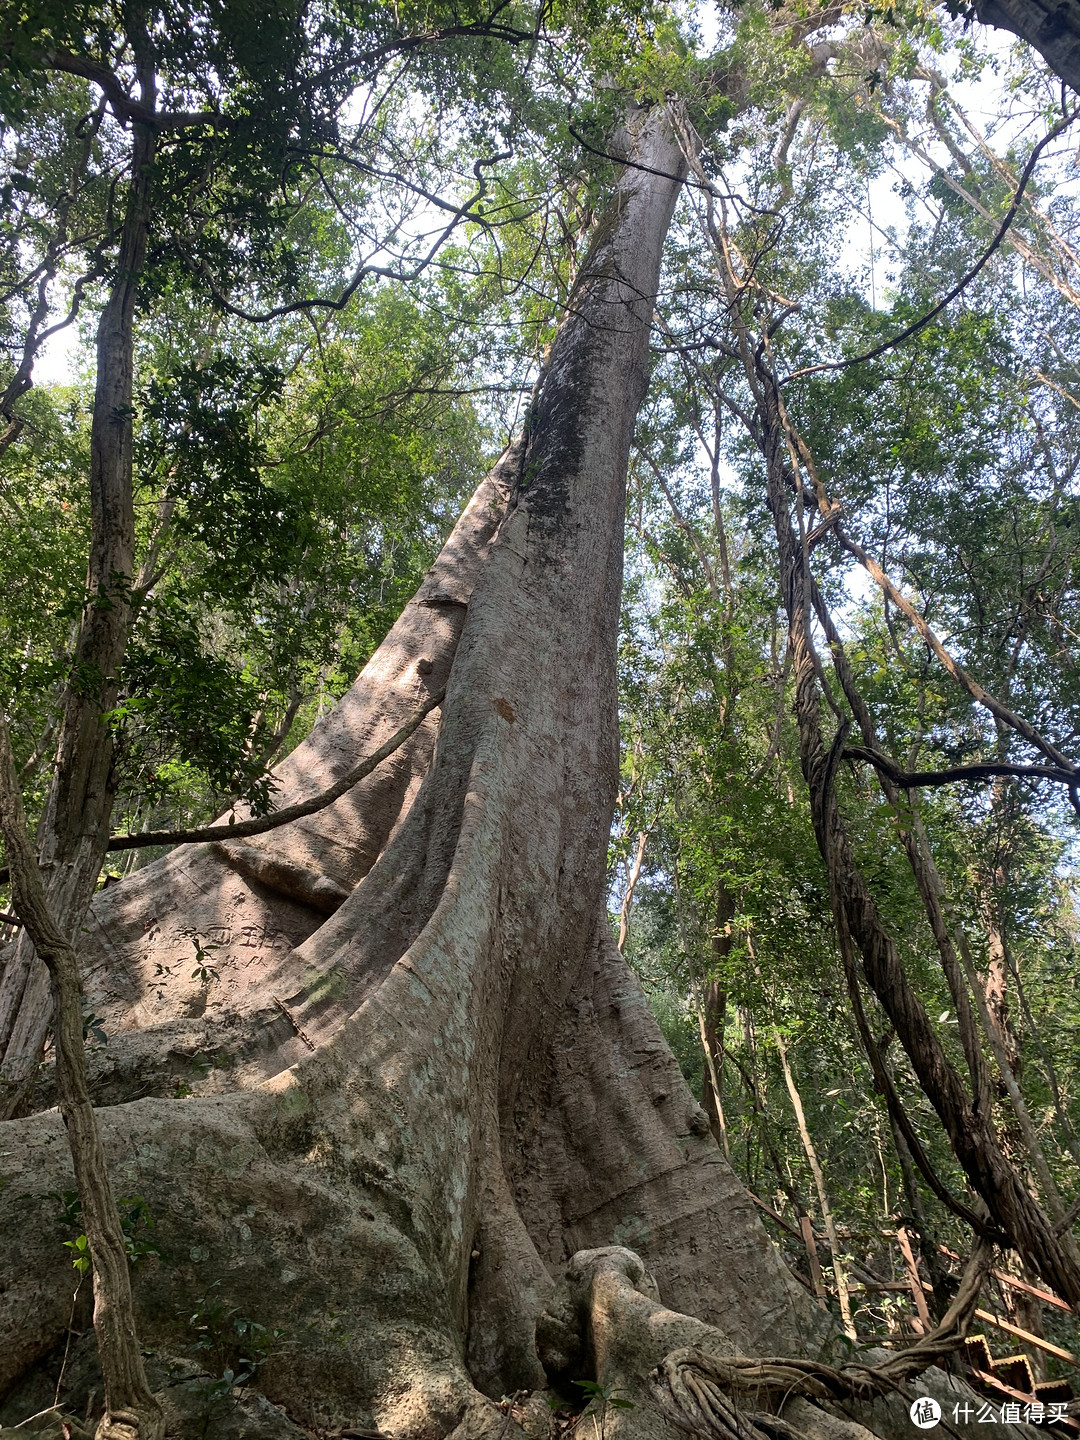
[651,1360,804,1440]
[649,1240,993,1440]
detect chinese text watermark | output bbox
[910,1397,1072,1427]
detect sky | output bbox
[28,13,1060,390]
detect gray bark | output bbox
[0,70,157,1118]
[0,97,1024,1440]
[973,0,1080,95]
[0,717,163,1440]
[0,106,817,1437]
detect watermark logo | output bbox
[949,1401,1070,1425]
[911,1398,942,1429]
[909,1398,1073,1426]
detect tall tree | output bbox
[2,1,1079,1435]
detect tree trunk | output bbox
[972,0,1080,95]
[775,1031,856,1339]
[756,375,1080,1307]
[0,106,821,1438]
[0,717,163,1440]
[700,882,733,1153]
[0,74,156,1118]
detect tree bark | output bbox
[0,59,157,1117]
[0,716,163,1440]
[775,1031,856,1339]
[973,0,1080,95]
[617,828,650,955]
[0,105,825,1436]
[757,380,1080,1308]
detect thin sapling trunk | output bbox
[0,715,162,1440]
[0,54,156,1116]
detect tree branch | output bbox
[834,527,1080,801]
[0,689,443,887]
[182,160,504,324]
[106,687,445,852]
[43,49,220,130]
[845,745,1077,791]
[783,106,1080,382]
